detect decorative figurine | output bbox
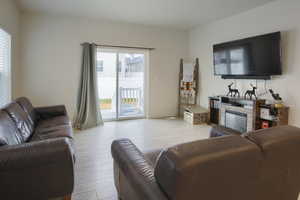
[227,82,240,97]
[244,84,257,100]
[269,89,282,101]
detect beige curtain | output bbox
[74,43,103,130]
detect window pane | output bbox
[118,53,145,118]
[96,51,117,120]
[0,28,11,107]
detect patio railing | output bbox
[119,87,143,108]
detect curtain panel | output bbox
[74,43,103,130]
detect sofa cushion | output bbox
[245,126,300,199]
[154,135,262,200]
[15,97,37,126]
[3,102,34,142]
[37,116,71,129]
[0,110,24,146]
[31,125,73,141]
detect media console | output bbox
[209,96,289,133]
[209,96,265,132]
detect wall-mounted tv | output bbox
[213,32,282,80]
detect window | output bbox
[0,28,11,107]
[125,56,143,73]
[96,60,104,72]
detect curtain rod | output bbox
[81,43,155,50]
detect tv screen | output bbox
[213,32,282,78]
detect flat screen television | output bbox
[213,32,282,79]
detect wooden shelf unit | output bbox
[259,105,289,128]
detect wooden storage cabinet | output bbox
[208,96,289,131]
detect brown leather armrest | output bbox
[111,139,168,200]
[0,138,75,199]
[0,138,74,169]
[35,105,67,119]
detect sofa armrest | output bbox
[210,125,242,138]
[0,138,75,199]
[35,105,67,119]
[111,139,168,200]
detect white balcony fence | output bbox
[119,87,143,117]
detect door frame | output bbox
[97,47,149,121]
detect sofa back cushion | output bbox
[154,135,262,200]
[15,97,37,126]
[0,110,24,146]
[3,102,34,142]
[245,126,300,200]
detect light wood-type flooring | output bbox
[72,119,211,200]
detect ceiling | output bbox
[16,0,276,30]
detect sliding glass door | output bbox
[97,48,146,121]
[97,51,117,120]
[118,53,145,118]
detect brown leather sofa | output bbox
[0,97,75,200]
[112,125,300,200]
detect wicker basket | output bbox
[184,107,208,125]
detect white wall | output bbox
[20,12,188,118]
[189,0,300,126]
[0,0,20,98]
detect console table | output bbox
[209,96,269,133]
[209,96,289,133]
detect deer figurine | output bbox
[244,84,257,100]
[227,82,240,97]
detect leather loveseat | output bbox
[112,125,300,200]
[0,97,75,200]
